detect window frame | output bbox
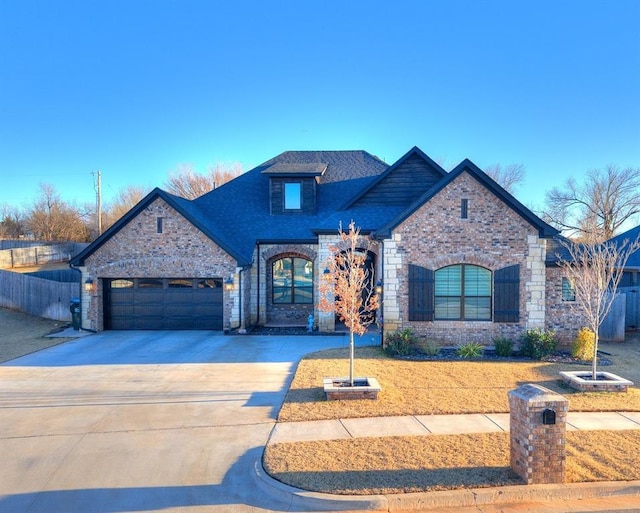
[562,277,576,302]
[434,264,492,321]
[272,256,313,304]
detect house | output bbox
[70,146,585,344]
[606,225,640,331]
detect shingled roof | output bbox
[72,147,563,269]
[607,225,640,269]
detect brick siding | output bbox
[384,172,545,345]
[81,198,237,331]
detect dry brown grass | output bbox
[263,430,640,495]
[278,339,640,422]
[0,307,70,363]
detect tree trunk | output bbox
[592,332,599,380]
[349,330,355,387]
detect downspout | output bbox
[238,266,246,333]
[256,242,261,328]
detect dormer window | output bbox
[263,162,327,215]
[284,182,302,210]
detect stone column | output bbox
[525,235,547,330]
[508,384,568,485]
[381,234,402,336]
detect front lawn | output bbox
[266,335,640,495]
[278,340,640,422]
[264,430,640,494]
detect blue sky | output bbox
[1,0,639,213]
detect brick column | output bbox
[508,384,568,484]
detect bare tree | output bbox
[544,166,640,242]
[165,163,244,199]
[26,183,89,241]
[102,185,151,232]
[319,221,380,386]
[0,204,26,239]
[559,234,640,379]
[484,163,526,194]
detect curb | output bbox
[254,459,640,512]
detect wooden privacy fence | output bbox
[0,242,88,268]
[0,269,79,321]
[620,286,639,331]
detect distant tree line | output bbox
[0,163,244,242]
[1,160,638,243]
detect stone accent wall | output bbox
[317,235,336,331]
[385,171,543,345]
[508,384,568,485]
[381,234,402,333]
[545,266,584,344]
[83,197,237,331]
[525,235,546,330]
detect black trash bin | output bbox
[70,297,81,331]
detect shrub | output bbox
[456,341,484,359]
[520,328,558,360]
[572,327,595,361]
[385,328,419,356]
[493,336,514,357]
[416,338,440,356]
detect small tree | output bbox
[319,221,379,386]
[559,234,640,379]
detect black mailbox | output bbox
[542,408,556,425]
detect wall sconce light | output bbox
[375,280,383,295]
[224,276,234,291]
[323,267,331,275]
[84,278,95,293]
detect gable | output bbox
[71,188,248,267]
[346,146,447,208]
[395,171,540,246]
[377,159,558,239]
[84,196,236,275]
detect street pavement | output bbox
[1,331,639,513]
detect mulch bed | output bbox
[396,347,613,366]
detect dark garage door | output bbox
[105,278,223,330]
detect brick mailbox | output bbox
[508,384,568,485]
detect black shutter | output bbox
[409,264,434,321]
[494,264,520,322]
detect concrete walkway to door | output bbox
[0,330,374,513]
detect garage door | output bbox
[104,278,223,330]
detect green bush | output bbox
[520,328,558,360]
[416,338,440,356]
[456,341,484,359]
[493,336,514,357]
[385,328,419,356]
[572,327,595,361]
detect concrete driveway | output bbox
[0,331,373,513]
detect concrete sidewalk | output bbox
[269,411,640,444]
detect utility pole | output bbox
[92,170,102,236]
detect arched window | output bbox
[435,264,491,320]
[272,257,313,304]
